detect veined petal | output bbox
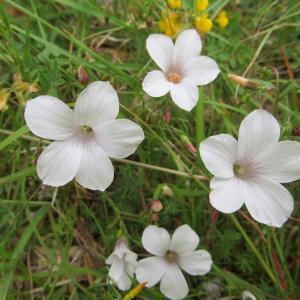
[200,134,238,178]
[173,29,202,65]
[94,119,144,159]
[74,81,119,127]
[75,139,114,191]
[142,70,170,97]
[178,250,212,276]
[183,56,220,86]
[25,96,76,140]
[245,177,294,227]
[146,34,174,72]
[36,137,82,187]
[170,224,199,254]
[160,264,188,300]
[142,225,171,256]
[136,256,167,287]
[209,177,246,213]
[257,141,300,183]
[170,79,199,111]
[109,256,124,282]
[238,109,280,161]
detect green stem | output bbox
[229,214,278,286]
[195,87,205,164]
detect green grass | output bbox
[0,0,300,299]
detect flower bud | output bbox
[150,199,163,212]
[210,207,218,223]
[151,213,160,223]
[165,107,171,123]
[161,184,174,197]
[293,126,300,136]
[77,65,89,84]
[181,135,197,153]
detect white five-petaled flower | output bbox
[105,238,138,291]
[200,109,300,227]
[142,29,220,111]
[136,224,212,300]
[24,81,144,191]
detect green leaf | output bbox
[0,126,29,151]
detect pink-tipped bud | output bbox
[165,107,171,123]
[115,237,128,250]
[293,126,300,136]
[151,213,160,223]
[150,200,163,213]
[77,65,89,84]
[181,135,197,153]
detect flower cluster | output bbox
[106,225,212,300]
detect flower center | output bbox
[233,164,246,177]
[81,125,93,134]
[167,72,182,84]
[164,250,178,263]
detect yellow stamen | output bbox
[164,250,178,263]
[233,164,245,176]
[167,72,182,84]
[81,125,93,134]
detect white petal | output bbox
[94,119,144,159]
[108,256,124,282]
[242,291,257,300]
[200,134,238,178]
[136,256,167,287]
[173,29,202,64]
[244,177,294,227]
[75,140,114,191]
[238,109,280,161]
[170,224,199,254]
[160,264,188,300]
[142,225,171,256]
[209,177,245,213]
[74,81,119,127]
[142,70,170,97]
[25,96,76,140]
[178,250,212,276]
[37,137,82,187]
[117,272,132,291]
[146,34,174,72]
[170,79,199,111]
[183,56,220,86]
[257,141,300,183]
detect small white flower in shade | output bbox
[142,29,220,111]
[24,81,144,191]
[200,109,300,227]
[105,238,138,291]
[135,224,212,300]
[242,290,257,300]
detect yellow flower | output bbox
[196,0,209,12]
[217,10,229,29]
[194,14,213,34]
[168,0,181,9]
[159,12,180,36]
[0,89,10,112]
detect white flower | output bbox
[105,238,138,291]
[142,29,220,111]
[200,109,300,227]
[136,224,212,300]
[24,81,144,191]
[242,290,257,300]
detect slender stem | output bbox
[229,214,278,286]
[195,86,205,164]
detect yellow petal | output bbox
[217,16,229,29]
[196,0,209,12]
[194,15,213,33]
[168,0,181,9]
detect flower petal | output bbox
[160,264,188,300]
[142,70,170,97]
[209,177,246,213]
[94,119,144,159]
[25,96,76,140]
[173,29,202,64]
[117,272,132,291]
[238,109,280,161]
[183,56,220,86]
[108,256,124,282]
[257,141,300,183]
[170,224,199,254]
[146,34,174,72]
[170,79,199,111]
[200,134,238,178]
[75,140,114,191]
[136,256,167,287]
[74,81,119,127]
[142,225,171,256]
[178,250,212,276]
[244,177,294,227]
[36,137,82,187]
